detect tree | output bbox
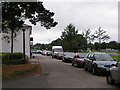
[82,29,95,50]
[94,42,101,50]
[61,24,87,52]
[82,29,94,44]
[93,27,110,44]
[101,42,108,49]
[108,41,118,49]
[2,2,58,53]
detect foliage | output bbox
[1,53,28,65]
[82,29,94,44]
[60,24,87,52]
[2,2,58,31]
[108,41,118,49]
[93,27,110,44]
[2,2,58,53]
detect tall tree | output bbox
[61,24,87,52]
[82,29,94,44]
[2,2,58,53]
[94,27,110,44]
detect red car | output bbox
[56,52,64,59]
[72,53,87,67]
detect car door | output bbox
[118,61,120,82]
[87,54,93,70]
[88,54,94,70]
[110,62,119,81]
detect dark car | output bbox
[106,60,120,84]
[84,52,117,75]
[46,51,52,56]
[62,52,75,63]
[56,52,64,59]
[42,50,51,55]
[72,53,87,67]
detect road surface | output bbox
[3,54,119,88]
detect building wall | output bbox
[0,29,31,58]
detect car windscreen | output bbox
[66,53,75,57]
[94,54,114,61]
[54,48,63,52]
[58,52,64,55]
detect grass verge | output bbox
[110,55,120,62]
[2,64,41,80]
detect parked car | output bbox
[72,53,87,67]
[42,50,51,55]
[32,50,42,54]
[36,50,42,54]
[52,46,63,58]
[62,52,75,62]
[84,52,117,75]
[106,60,120,84]
[56,52,64,59]
[46,51,52,56]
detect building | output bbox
[0,24,33,58]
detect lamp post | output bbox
[22,29,25,59]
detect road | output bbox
[3,54,119,88]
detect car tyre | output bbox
[62,57,64,62]
[84,64,88,71]
[92,67,97,75]
[72,61,74,66]
[106,75,115,84]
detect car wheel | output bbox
[62,58,64,62]
[92,67,97,75]
[106,75,115,84]
[84,64,88,71]
[72,61,74,66]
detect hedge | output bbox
[0,53,28,65]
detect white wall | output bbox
[0,29,31,58]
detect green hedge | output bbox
[0,53,28,65]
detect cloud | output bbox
[26,1,118,44]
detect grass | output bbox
[2,64,41,80]
[92,50,120,53]
[110,55,120,62]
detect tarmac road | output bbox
[2,54,119,88]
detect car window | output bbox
[94,54,114,61]
[87,54,90,58]
[117,61,120,68]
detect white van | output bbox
[52,46,63,58]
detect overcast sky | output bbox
[25,0,118,44]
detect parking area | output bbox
[3,54,119,88]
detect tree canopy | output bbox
[2,2,58,53]
[60,24,87,52]
[2,2,58,32]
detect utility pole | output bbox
[22,29,25,59]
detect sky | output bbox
[25,0,118,44]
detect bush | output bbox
[1,53,28,65]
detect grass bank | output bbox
[110,55,120,62]
[2,64,41,80]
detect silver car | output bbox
[106,60,120,84]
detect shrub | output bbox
[1,53,28,65]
